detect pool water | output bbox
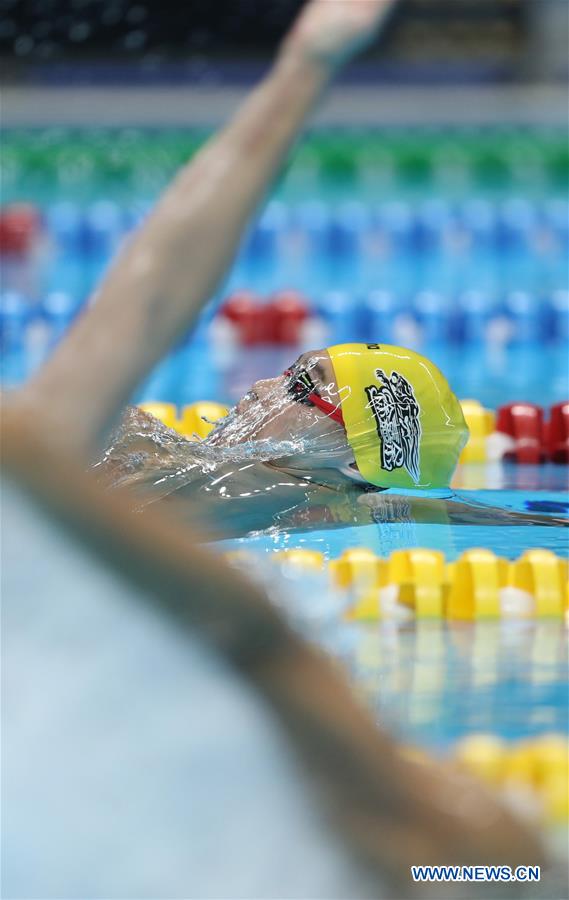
[215,475,568,753]
[219,491,568,560]
[2,128,568,765]
[346,619,566,748]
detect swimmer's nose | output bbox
[251,377,282,399]
[237,377,279,412]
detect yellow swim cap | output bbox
[327,343,468,489]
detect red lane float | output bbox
[548,401,569,464]
[495,402,546,464]
[219,291,265,346]
[0,204,42,255]
[219,290,310,346]
[267,290,309,344]
[492,401,569,464]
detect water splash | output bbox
[94,366,352,509]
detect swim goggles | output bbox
[284,364,345,427]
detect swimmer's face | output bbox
[207,349,354,473]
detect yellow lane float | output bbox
[225,547,568,621]
[138,401,179,431]
[511,549,566,618]
[275,549,326,572]
[450,733,569,825]
[446,548,508,620]
[138,400,229,439]
[329,548,387,619]
[459,399,496,463]
[389,548,446,618]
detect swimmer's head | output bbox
[208,343,468,490]
[206,349,351,470]
[326,343,469,489]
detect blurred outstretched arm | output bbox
[2,406,546,897]
[19,0,397,456]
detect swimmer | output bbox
[95,344,567,537]
[14,0,567,539]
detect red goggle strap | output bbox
[305,391,345,427]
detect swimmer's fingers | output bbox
[282,0,398,71]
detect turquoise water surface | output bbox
[3,129,567,755]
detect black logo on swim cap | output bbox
[365,370,421,484]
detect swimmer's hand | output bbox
[282,0,398,71]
